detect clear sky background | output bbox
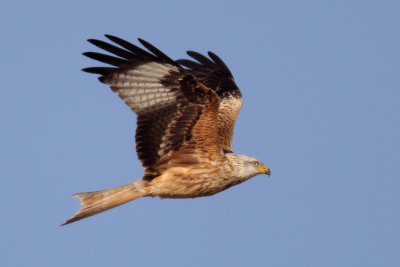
[1,0,399,266]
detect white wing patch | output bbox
[106,62,181,114]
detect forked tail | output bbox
[62,181,146,225]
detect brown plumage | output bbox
[62,35,270,225]
[177,51,243,151]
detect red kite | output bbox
[63,35,270,225]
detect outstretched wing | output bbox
[83,35,224,180]
[177,51,243,152]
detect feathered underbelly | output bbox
[145,166,240,198]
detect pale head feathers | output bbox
[226,153,270,180]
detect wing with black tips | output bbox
[83,36,225,179]
[177,51,243,151]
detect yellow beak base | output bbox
[258,165,271,176]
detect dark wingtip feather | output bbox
[82,67,113,83]
[104,34,120,41]
[207,51,233,76]
[137,38,160,56]
[104,35,155,59]
[187,51,215,66]
[82,67,116,75]
[176,59,203,70]
[87,38,97,44]
[104,34,123,41]
[81,67,95,73]
[87,38,107,48]
[207,51,222,64]
[82,51,96,59]
[82,52,126,67]
[138,38,179,67]
[87,38,134,60]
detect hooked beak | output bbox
[258,165,271,176]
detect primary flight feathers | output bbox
[63,35,270,225]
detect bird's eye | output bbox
[253,161,259,166]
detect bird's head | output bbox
[227,154,271,179]
[247,157,271,176]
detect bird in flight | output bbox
[63,35,271,225]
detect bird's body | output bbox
[146,153,261,199]
[63,36,270,225]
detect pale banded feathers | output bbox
[107,63,180,114]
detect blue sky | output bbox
[1,0,399,266]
